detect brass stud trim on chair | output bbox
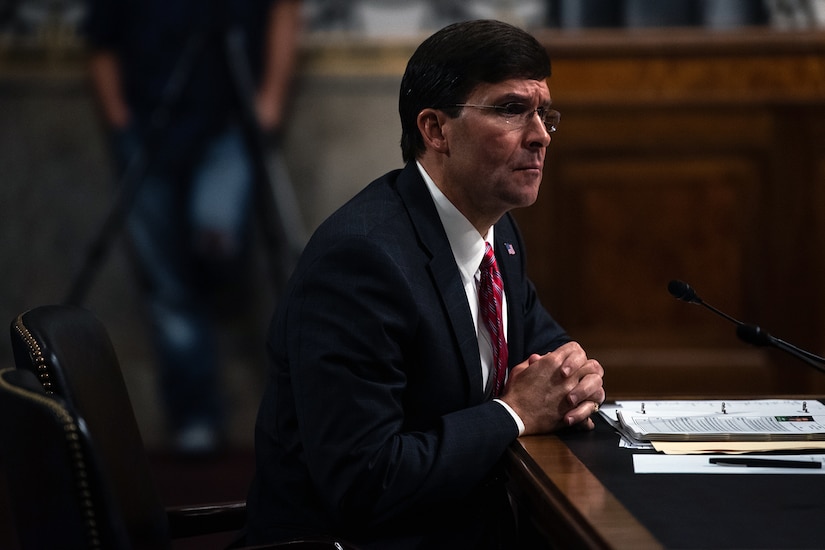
[0,369,103,550]
[13,313,54,394]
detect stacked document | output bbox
[600,399,825,444]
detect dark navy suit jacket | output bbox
[247,162,570,548]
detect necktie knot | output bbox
[481,243,496,271]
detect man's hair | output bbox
[399,19,551,163]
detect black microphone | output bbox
[667,279,742,327]
[668,279,825,374]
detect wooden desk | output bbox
[505,410,825,549]
[505,434,663,550]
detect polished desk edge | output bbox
[505,435,664,550]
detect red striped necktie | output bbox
[479,243,508,397]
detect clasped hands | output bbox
[500,341,605,435]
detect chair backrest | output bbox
[8,305,169,549]
[0,367,131,549]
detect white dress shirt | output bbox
[417,161,524,434]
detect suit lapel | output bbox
[395,164,485,402]
[494,215,525,368]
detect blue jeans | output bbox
[115,122,254,437]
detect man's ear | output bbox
[417,108,450,154]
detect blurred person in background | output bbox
[83,0,302,455]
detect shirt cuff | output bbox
[494,398,525,436]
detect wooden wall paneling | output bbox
[517,107,772,396]
[811,136,825,392]
[516,31,825,396]
[757,105,825,393]
[557,154,760,341]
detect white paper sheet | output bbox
[633,453,825,474]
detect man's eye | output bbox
[500,103,529,116]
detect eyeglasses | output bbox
[448,103,560,133]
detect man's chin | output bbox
[506,192,540,211]
[514,180,542,207]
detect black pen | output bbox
[709,457,822,469]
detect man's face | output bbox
[439,78,553,230]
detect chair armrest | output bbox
[166,500,247,538]
[168,502,361,549]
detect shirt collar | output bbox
[416,161,493,278]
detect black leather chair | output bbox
[0,366,144,549]
[3,304,355,549]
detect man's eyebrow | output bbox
[490,92,552,106]
[494,92,530,103]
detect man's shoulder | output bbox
[318,165,420,233]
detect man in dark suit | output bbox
[246,19,606,549]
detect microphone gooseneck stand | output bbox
[668,279,825,375]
